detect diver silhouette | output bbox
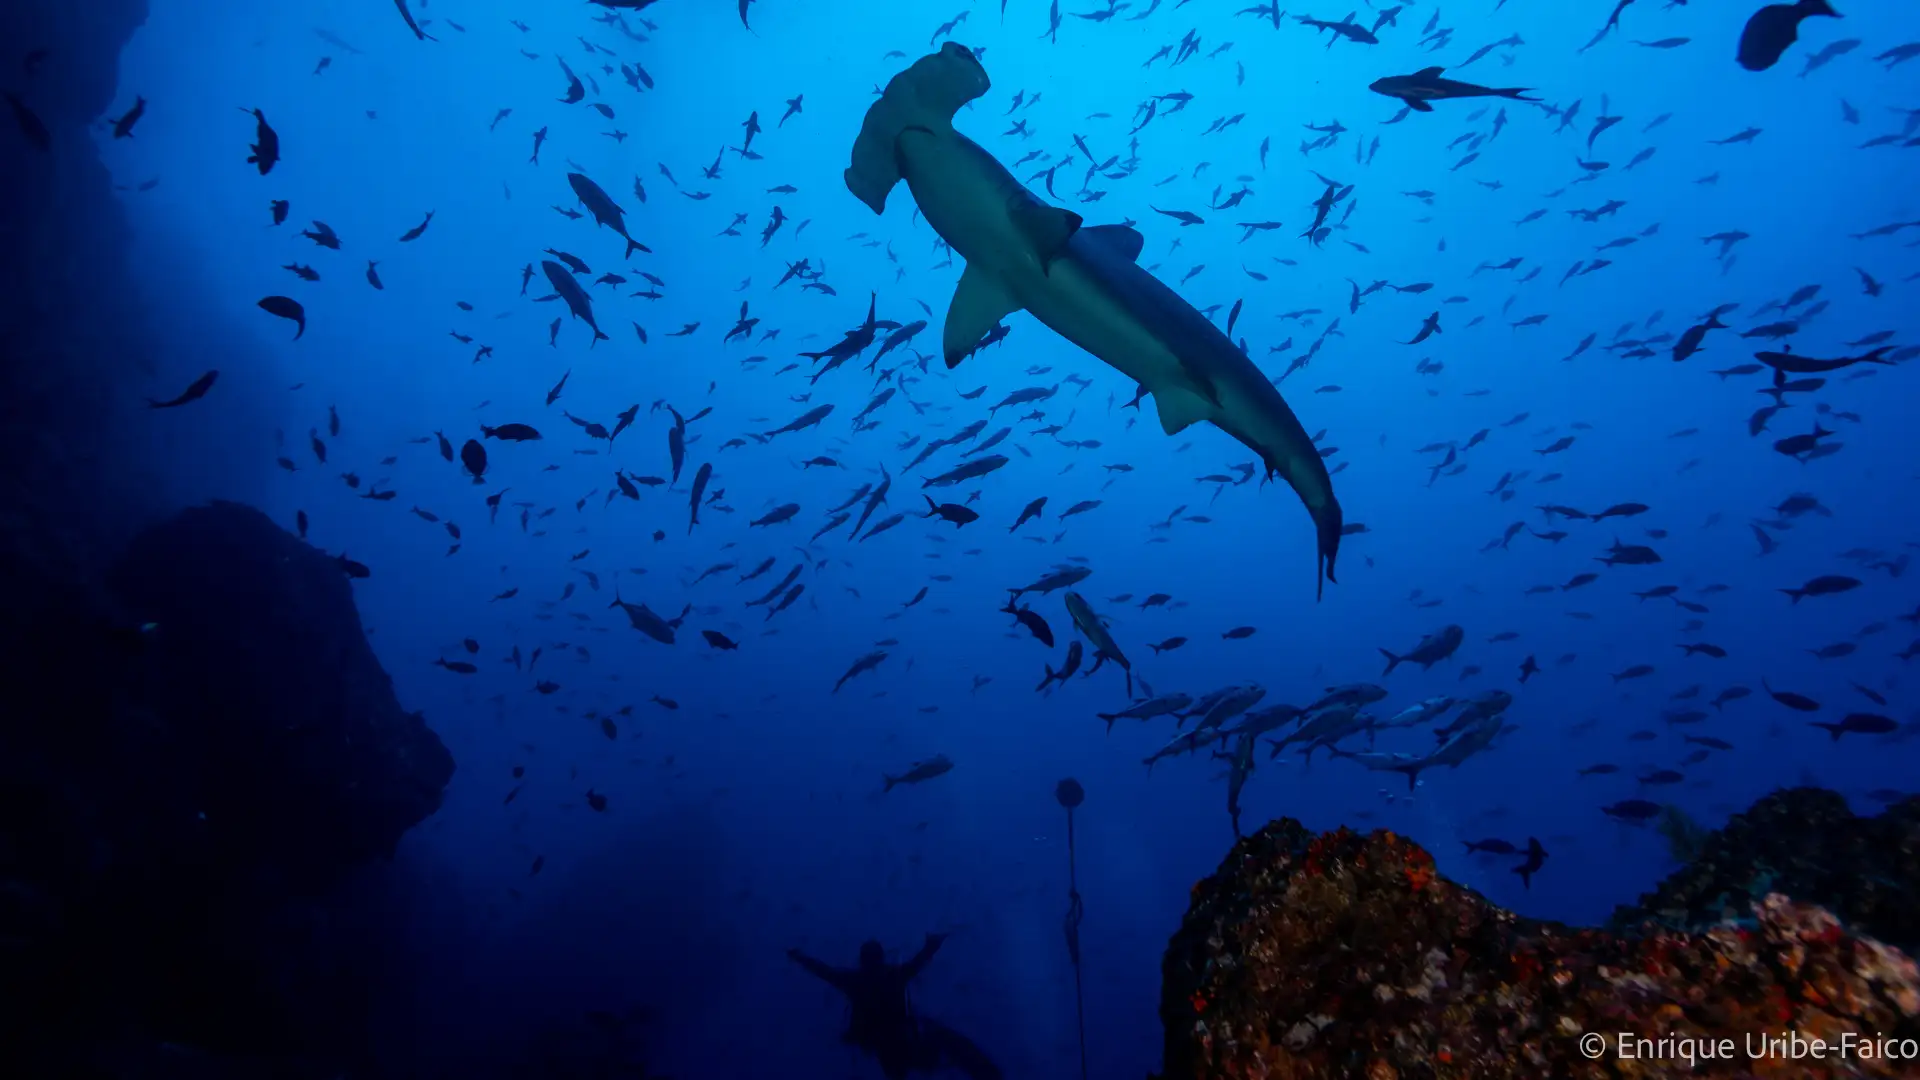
[787,933,1002,1080]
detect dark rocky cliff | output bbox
[2,0,157,563]
[2,9,456,1073]
[3,501,455,1075]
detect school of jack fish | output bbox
[40,0,1920,886]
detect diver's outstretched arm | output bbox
[787,948,855,993]
[899,931,948,980]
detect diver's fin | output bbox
[1009,201,1082,273]
[1152,384,1213,435]
[943,264,1022,368]
[1079,223,1145,262]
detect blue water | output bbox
[96,0,1920,1075]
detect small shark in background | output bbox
[1368,67,1538,111]
[312,26,364,55]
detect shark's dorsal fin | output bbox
[942,265,1022,368]
[1079,223,1145,262]
[1152,385,1213,436]
[1010,201,1082,274]
[1414,66,1445,77]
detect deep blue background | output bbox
[87,0,1920,1075]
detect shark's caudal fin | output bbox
[1316,500,1343,600]
[1390,760,1425,792]
[845,42,991,214]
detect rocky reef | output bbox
[2,0,163,555]
[1157,817,1920,1079]
[1611,787,1920,954]
[2,501,452,1075]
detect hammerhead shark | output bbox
[843,43,1343,596]
[1369,66,1537,112]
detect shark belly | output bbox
[1054,236,1330,498]
[1015,258,1192,400]
[899,135,1211,414]
[902,131,1336,537]
[1049,231,1343,575]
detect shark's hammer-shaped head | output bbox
[906,42,992,118]
[845,43,991,214]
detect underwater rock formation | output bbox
[1,0,451,1071]
[1,0,162,551]
[1157,819,1920,1079]
[1611,786,1920,954]
[105,500,455,879]
[2,500,451,1072]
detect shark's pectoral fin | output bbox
[1009,200,1082,274]
[1078,223,1146,262]
[942,264,1022,368]
[1151,383,1214,435]
[1407,98,1434,112]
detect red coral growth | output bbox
[1156,820,1920,1079]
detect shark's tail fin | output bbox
[1390,761,1425,791]
[845,43,991,214]
[1315,496,1344,601]
[1495,87,1539,102]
